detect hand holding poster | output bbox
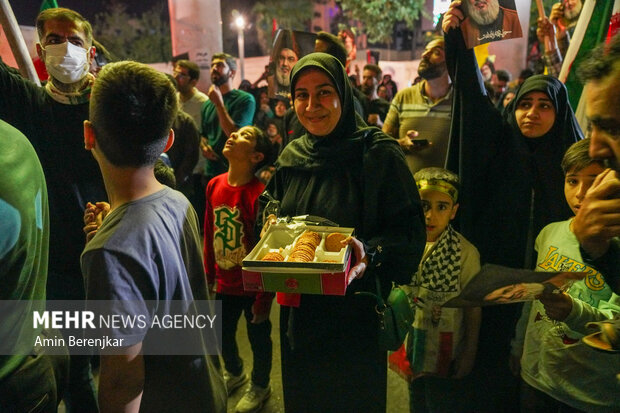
[443,264,586,307]
[267,30,316,99]
[459,0,523,48]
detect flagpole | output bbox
[535,0,556,52]
[0,0,40,85]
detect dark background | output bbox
[10,0,265,57]
[11,1,156,25]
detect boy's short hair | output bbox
[154,158,177,188]
[212,53,237,72]
[273,94,290,108]
[265,118,279,128]
[250,126,277,172]
[363,64,382,81]
[175,59,200,81]
[90,61,178,167]
[36,8,93,46]
[561,138,603,174]
[414,167,460,203]
[578,34,620,83]
[495,69,511,82]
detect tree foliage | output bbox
[93,1,172,63]
[252,0,314,52]
[338,0,427,44]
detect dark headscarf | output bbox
[502,74,582,267]
[277,52,392,169]
[504,74,584,145]
[494,87,516,112]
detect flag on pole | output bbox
[40,0,58,12]
[608,0,620,40]
[559,0,614,109]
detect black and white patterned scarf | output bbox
[418,225,461,292]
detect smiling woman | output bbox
[262,52,426,413]
[293,68,342,137]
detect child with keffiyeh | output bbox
[403,167,481,413]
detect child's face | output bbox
[275,101,287,117]
[222,126,259,163]
[420,190,458,242]
[564,163,604,215]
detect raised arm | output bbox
[442,1,494,109]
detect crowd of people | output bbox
[1,2,619,413]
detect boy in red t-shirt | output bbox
[204,126,276,413]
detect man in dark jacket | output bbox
[0,7,104,412]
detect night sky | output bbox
[10,1,165,26]
[9,0,264,56]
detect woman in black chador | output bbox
[442,7,584,410]
[262,53,425,412]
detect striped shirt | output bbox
[383,81,453,175]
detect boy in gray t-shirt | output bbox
[81,61,226,412]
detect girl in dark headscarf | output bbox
[495,86,516,111]
[441,7,583,410]
[262,53,425,412]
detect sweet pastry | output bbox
[262,252,284,261]
[289,231,321,262]
[325,232,347,252]
[298,230,321,246]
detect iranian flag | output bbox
[560,0,616,119]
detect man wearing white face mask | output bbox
[0,7,103,413]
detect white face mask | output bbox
[42,41,90,84]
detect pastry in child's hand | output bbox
[325,233,347,252]
[262,252,284,261]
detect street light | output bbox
[233,10,246,80]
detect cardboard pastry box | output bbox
[242,223,354,295]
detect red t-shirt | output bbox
[204,173,273,314]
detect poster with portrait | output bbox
[268,30,317,99]
[460,0,523,49]
[442,264,587,307]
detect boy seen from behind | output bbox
[81,61,226,413]
[204,125,276,413]
[404,167,481,413]
[510,139,620,412]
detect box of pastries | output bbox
[242,222,354,295]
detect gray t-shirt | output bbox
[81,187,225,412]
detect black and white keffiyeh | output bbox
[418,225,461,292]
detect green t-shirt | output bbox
[514,219,620,411]
[0,120,49,380]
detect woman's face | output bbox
[502,91,515,107]
[293,68,342,137]
[515,91,556,138]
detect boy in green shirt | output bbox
[510,139,620,412]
